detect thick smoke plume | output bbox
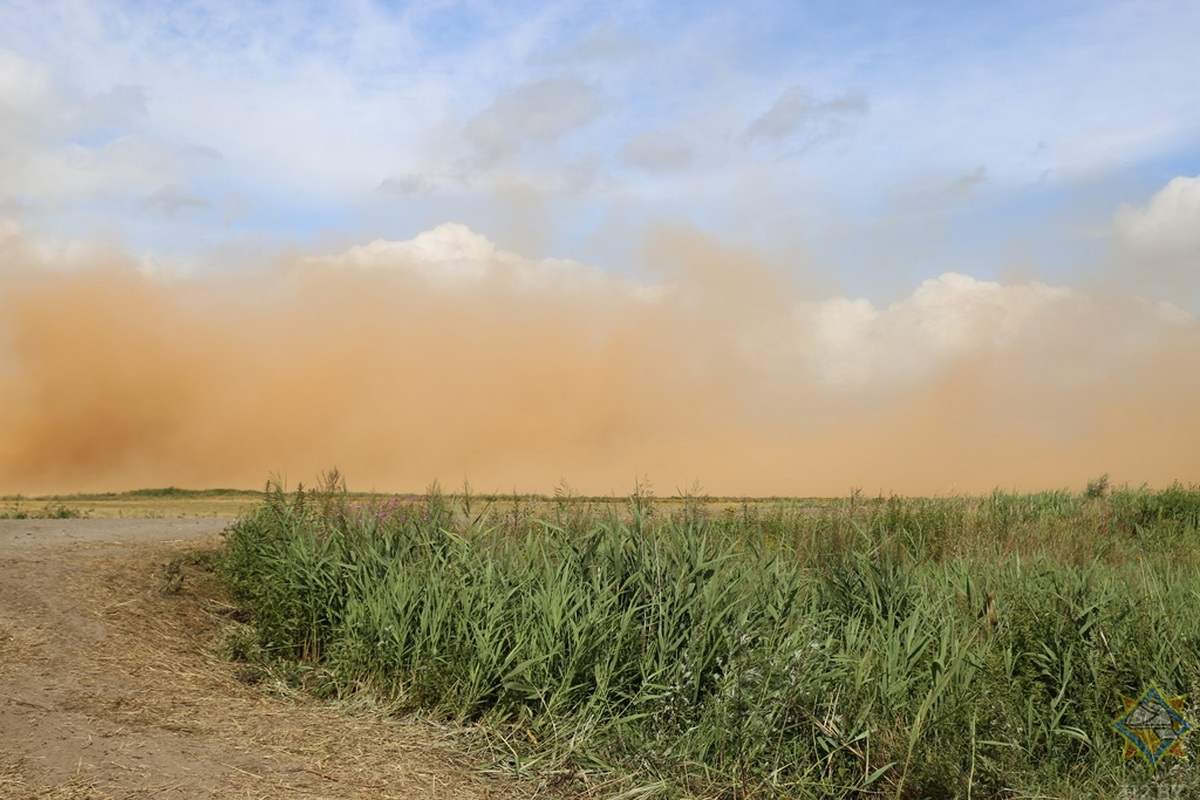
[1,219,1197,496]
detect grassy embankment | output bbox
[213,476,1200,798]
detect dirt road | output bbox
[0,519,536,799]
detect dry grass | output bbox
[1,527,558,799]
[66,496,261,519]
[7,487,832,523]
[100,541,552,798]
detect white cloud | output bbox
[1152,299,1193,325]
[17,135,182,203]
[0,50,58,141]
[1109,174,1200,305]
[301,223,1130,394]
[0,51,145,143]
[1113,174,1200,255]
[801,273,1074,387]
[0,50,179,208]
[298,221,609,292]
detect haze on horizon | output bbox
[1,1,1198,497]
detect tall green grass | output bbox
[217,476,1200,798]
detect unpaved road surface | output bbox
[0,519,539,799]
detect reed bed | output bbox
[217,475,1200,798]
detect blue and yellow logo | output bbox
[1111,684,1195,769]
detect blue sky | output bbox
[2,0,1198,300]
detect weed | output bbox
[1087,474,1112,499]
[0,498,88,519]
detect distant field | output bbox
[0,488,265,519]
[1,485,838,520]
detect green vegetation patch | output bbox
[216,476,1200,799]
[0,498,88,519]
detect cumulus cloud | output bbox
[621,130,695,172]
[746,86,867,153]
[464,76,605,164]
[1114,174,1200,255]
[1111,174,1200,303]
[297,222,608,292]
[803,273,1074,387]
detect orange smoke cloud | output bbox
[1,221,1197,496]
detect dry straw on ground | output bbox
[0,524,558,799]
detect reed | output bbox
[218,475,1200,798]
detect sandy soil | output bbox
[0,518,545,799]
